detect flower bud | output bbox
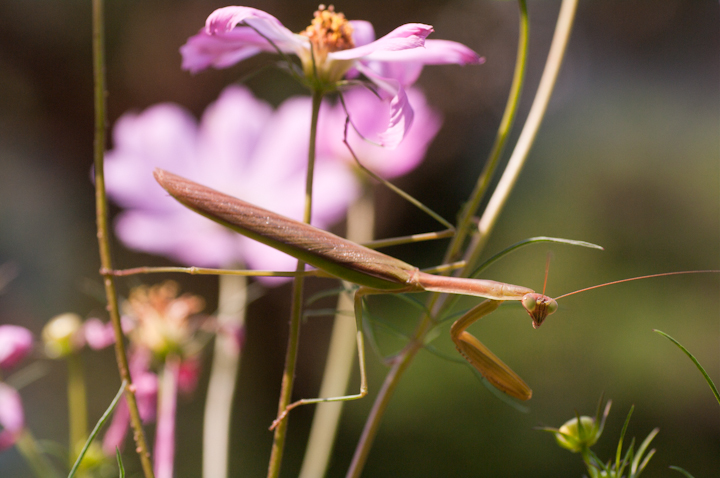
[554,416,601,452]
[42,313,83,358]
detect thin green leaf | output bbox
[597,399,612,438]
[470,236,604,279]
[68,380,127,478]
[390,292,432,315]
[669,466,696,478]
[634,448,656,477]
[654,330,720,406]
[303,308,352,320]
[306,286,351,306]
[116,447,125,478]
[615,405,634,475]
[617,436,635,478]
[631,427,658,475]
[365,229,455,250]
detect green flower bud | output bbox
[554,416,600,452]
[42,313,83,358]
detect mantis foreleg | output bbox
[450,300,532,401]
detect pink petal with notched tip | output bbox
[329,24,433,61]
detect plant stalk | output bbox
[154,356,179,478]
[299,189,376,478]
[92,0,154,475]
[443,0,529,265]
[266,88,323,478]
[464,0,579,270]
[67,353,88,462]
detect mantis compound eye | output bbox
[521,295,537,312]
[546,299,559,315]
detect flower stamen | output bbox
[298,5,355,84]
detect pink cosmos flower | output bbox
[0,383,24,451]
[0,325,33,370]
[105,85,359,276]
[180,5,481,148]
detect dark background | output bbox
[0,1,718,476]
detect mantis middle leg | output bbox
[270,286,383,430]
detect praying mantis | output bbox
[151,168,717,424]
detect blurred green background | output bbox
[0,0,718,476]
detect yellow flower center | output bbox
[298,5,355,84]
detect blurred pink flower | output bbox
[180,5,481,148]
[105,85,359,278]
[0,383,24,451]
[318,87,442,179]
[0,325,33,370]
[83,317,132,350]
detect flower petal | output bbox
[206,7,306,53]
[105,104,200,211]
[181,28,269,73]
[349,20,375,47]
[0,383,24,451]
[0,325,33,370]
[354,65,413,149]
[181,7,309,73]
[318,87,441,178]
[114,210,241,268]
[106,85,360,282]
[356,39,482,87]
[329,23,433,61]
[360,39,483,65]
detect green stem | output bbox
[67,353,88,462]
[91,1,154,476]
[299,189,376,478]
[443,0,529,265]
[463,0,579,271]
[347,1,579,475]
[266,88,323,478]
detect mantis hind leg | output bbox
[269,287,374,430]
[450,299,532,401]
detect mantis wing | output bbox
[154,168,417,291]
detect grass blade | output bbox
[68,380,127,478]
[470,236,603,279]
[631,427,658,475]
[669,466,696,478]
[654,330,720,406]
[116,447,125,478]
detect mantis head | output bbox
[521,293,558,329]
